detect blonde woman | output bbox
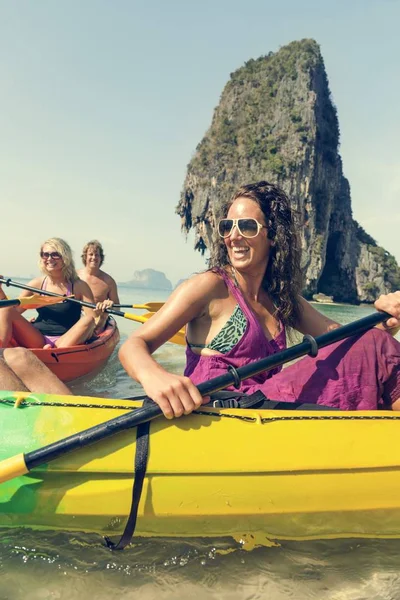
[0,238,101,349]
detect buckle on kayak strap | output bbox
[212,398,239,408]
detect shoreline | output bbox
[310,301,375,308]
[310,300,356,307]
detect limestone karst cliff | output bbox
[177,39,400,303]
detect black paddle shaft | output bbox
[0,277,126,318]
[23,310,390,471]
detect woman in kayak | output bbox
[0,237,105,349]
[119,181,400,416]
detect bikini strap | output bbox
[41,276,72,296]
[215,267,285,344]
[215,267,253,319]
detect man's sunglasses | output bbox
[40,252,62,260]
[217,218,266,239]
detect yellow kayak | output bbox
[1,390,400,549]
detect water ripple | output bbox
[3,531,400,599]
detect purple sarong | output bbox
[185,269,400,410]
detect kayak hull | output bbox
[1,392,400,548]
[13,319,120,382]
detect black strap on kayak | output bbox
[104,399,152,551]
[208,390,340,411]
[129,392,339,411]
[105,388,339,550]
[209,390,267,409]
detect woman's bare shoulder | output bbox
[175,270,226,299]
[27,276,45,288]
[16,276,44,298]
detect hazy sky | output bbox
[1,0,399,286]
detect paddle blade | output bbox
[114,302,165,312]
[25,294,69,310]
[167,329,186,346]
[0,294,70,310]
[122,311,186,345]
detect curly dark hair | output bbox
[210,181,303,328]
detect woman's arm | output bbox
[295,291,400,338]
[73,279,96,317]
[293,296,341,337]
[119,272,217,418]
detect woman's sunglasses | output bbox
[40,251,62,260]
[218,218,266,239]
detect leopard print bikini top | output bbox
[187,303,247,354]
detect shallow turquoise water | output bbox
[1,286,399,599]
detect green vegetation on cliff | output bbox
[191,39,338,190]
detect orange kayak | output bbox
[15,319,120,382]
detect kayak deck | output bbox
[1,391,400,548]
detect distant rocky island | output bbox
[120,269,172,290]
[177,38,400,303]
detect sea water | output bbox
[1,285,400,600]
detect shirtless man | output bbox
[0,347,71,394]
[78,240,120,332]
